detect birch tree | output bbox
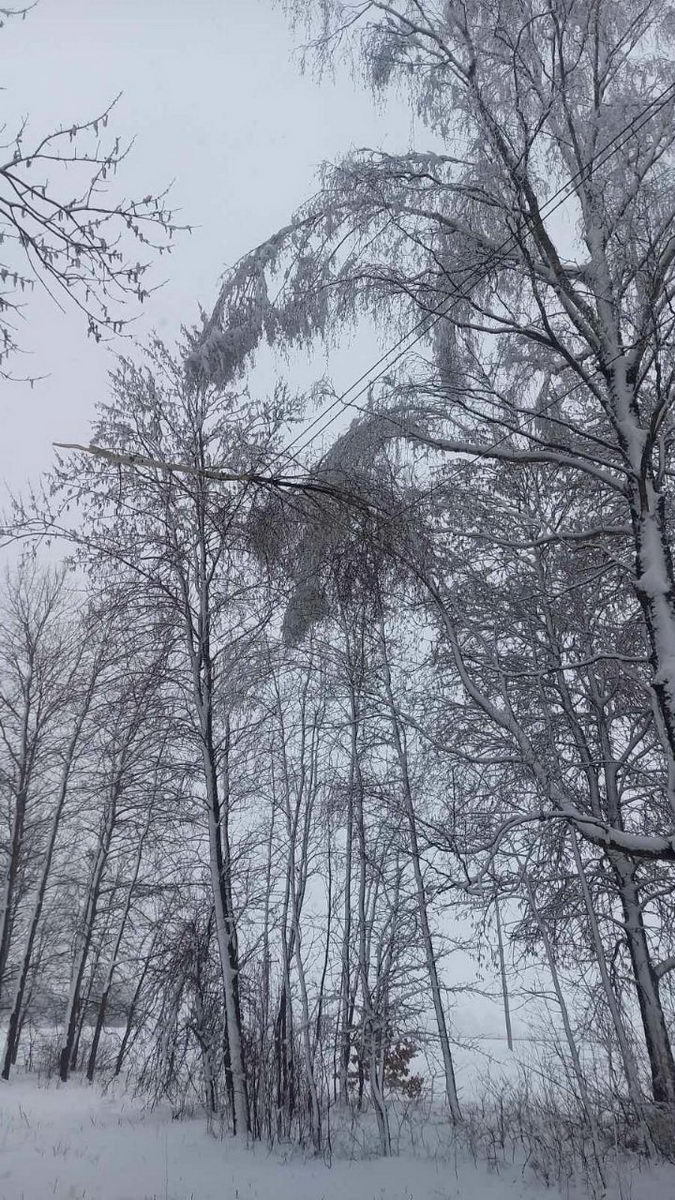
[44,339,303,1134]
[57,638,167,1082]
[195,0,675,865]
[2,601,112,1079]
[0,566,72,1008]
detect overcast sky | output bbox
[1,0,414,495]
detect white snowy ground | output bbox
[0,1076,674,1200]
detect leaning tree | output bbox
[191,0,675,860]
[185,0,675,1105]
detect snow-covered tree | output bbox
[0,6,176,379]
[195,0,675,860]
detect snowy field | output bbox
[1,1076,675,1200]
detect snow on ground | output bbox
[0,1076,672,1200]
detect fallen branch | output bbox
[53,442,373,508]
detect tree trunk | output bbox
[378,615,462,1122]
[59,792,117,1082]
[181,518,249,1137]
[494,897,514,1053]
[350,680,390,1154]
[523,870,605,1176]
[86,802,153,1082]
[2,695,90,1078]
[611,851,675,1105]
[338,755,354,1105]
[205,786,248,1134]
[0,784,28,1004]
[569,833,648,1116]
[272,672,323,1152]
[114,929,158,1078]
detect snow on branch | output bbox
[53,442,374,507]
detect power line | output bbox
[65,78,675,563]
[251,80,675,559]
[278,79,675,466]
